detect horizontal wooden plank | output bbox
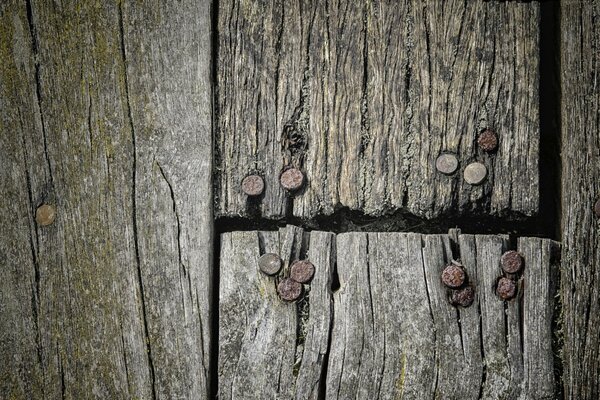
[216,0,539,220]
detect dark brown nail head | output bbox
[277,278,303,302]
[496,277,517,300]
[241,175,265,196]
[35,204,56,226]
[435,153,459,175]
[290,260,315,284]
[450,286,475,307]
[258,253,282,276]
[501,250,524,274]
[280,168,305,192]
[477,129,498,152]
[441,264,466,288]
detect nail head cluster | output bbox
[495,250,524,301]
[441,260,474,307]
[258,253,315,302]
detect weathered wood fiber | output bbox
[218,226,334,399]
[327,232,558,399]
[216,0,539,220]
[0,0,213,398]
[560,1,600,398]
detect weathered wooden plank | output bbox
[0,0,213,398]
[216,0,540,220]
[560,1,600,398]
[218,226,334,399]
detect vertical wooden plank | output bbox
[560,1,600,398]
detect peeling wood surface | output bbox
[560,1,600,399]
[219,227,558,399]
[216,0,540,220]
[0,0,213,398]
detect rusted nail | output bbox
[441,264,466,288]
[464,162,487,185]
[258,253,282,276]
[35,204,56,226]
[450,285,475,307]
[496,277,517,300]
[277,278,303,302]
[280,168,305,192]
[477,129,498,152]
[594,198,600,218]
[501,250,524,274]
[290,260,315,284]
[435,153,459,175]
[241,174,265,197]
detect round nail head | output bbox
[464,162,488,185]
[280,168,305,192]
[478,129,498,152]
[450,286,475,307]
[496,277,517,300]
[290,260,315,284]
[435,153,459,175]
[501,250,524,274]
[241,175,265,196]
[258,253,282,276]
[35,204,56,226]
[594,199,600,218]
[277,278,303,302]
[441,264,466,288]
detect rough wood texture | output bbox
[218,226,334,399]
[0,0,213,398]
[560,1,600,398]
[216,0,539,220]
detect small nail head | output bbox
[435,153,459,175]
[450,286,475,307]
[35,204,56,226]
[477,129,498,152]
[594,198,600,218]
[496,277,517,300]
[241,175,265,196]
[464,162,488,185]
[441,264,466,288]
[290,260,315,284]
[280,168,305,192]
[258,253,282,276]
[277,278,303,302]
[501,250,524,274]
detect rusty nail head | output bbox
[478,129,498,152]
[441,264,466,288]
[280,168,305,192]
[278,278,303,302]
[594,198,600,217]
[464,162,487,185]
[450,285,475,307]
[258,253,282,276]
[241,174,265,196]
[501,250,524,274]
[435,153,459,175]
[496,277,517,300]
[36,204,56,226]
[290,260,315,284]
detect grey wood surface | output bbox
[216,0,540,220]
[560,1,600,399]
[0,0,213,398]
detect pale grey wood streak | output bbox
[560,1,600,398]
[0,0,213,398]
[218,226,334,399]
[216,0,539,220]
[327,232,558,399]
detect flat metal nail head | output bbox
[501,250,524,274]
[241,175,265,196]
[464,162,487,185]
[278,278,303,302]
[450,286,475,307]
[36,204,56,226]
[435,153,459,175]
[478,129,498,152]
[441,264,466,288]
[280,168,305,191]
[290,260,315,284]
[258,253,282,276]
[496,277,517,300]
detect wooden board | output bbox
[0,0,213,398]
[216,0,540,220]
[560,1,600,398]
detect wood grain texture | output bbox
[560,1,600,398]
[0,0,213,398]
[216,0,540,220]
[218,226,334,399]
